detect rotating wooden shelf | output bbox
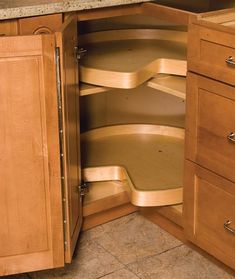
[81,124,184,207]
[80,83,110,96]
[79,29,187,89]
[80,74,186,99]
[147,74,186,100]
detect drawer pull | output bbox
[224,220,235,234]
[227,132,235,142]
[225,56,235,66]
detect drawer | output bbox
[188,22,235,86]
[0,20,18,36]
[184,161,235,269]
[18,14,62,35]
[186,73,235,182]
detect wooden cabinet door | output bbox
[56,16,82,263]
[184,161,235,269]
[186,72,235,182]
[0,35,64,275]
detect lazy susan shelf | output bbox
[147,74,186,100]
[81,124,184,207]
[79,29,187,89]
[80,83,110,96]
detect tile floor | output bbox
[6,212,235,279]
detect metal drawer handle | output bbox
[225,56,235,66]
[227,132,235,143]
[224,220,235,234]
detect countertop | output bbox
[0,0,150,20]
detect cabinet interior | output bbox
[78,14,186,217]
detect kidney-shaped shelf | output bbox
[81,124,184,207]
[79,29,187,89]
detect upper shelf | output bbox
[79,29,187,89]
[80,74,186,100]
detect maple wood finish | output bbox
[184,161,235,269]
[188,20,235,86]
[147,75,186,99]
[184,11,235,270]
[81,124,184,206]
[142,2,196,25]
[0,19,18,35]
[19,14,63,35]
[79,29,187,88]
[2,1,235,276]
[55,17,82,263]
[77,3,142,21]
[186,73,235,182]
[0,15,83,275]
[0,35,64,275]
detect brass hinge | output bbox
[79,182,89,196]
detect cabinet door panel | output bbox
[186,72,235,182]
[0,35,63,275]
[56,17,82,263]
[188,23,235,86]
[184,161,235,269]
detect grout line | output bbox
[95,268,123,279]
[94,239,125,266]
[93,237,184,279]
[93,239,142,279]
[124,244,185,279]
[152,243,185,257]
[125,243,185,266]
[91,241,126,278]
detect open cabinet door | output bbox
[0,35,64,275]
[56,16,82,263]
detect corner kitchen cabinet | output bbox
[1,1,235,276]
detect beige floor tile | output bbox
[85,212,182,265]
[33,239,123,279]
[127,245,235,279]
[99,268,139,279]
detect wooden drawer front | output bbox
[188,23,235,86]
[0,20,18,36]
[18,14,62,35]
[186,73,235,182]
[184,161,235,269]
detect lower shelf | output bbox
[83,180,129,217]
[147,74,186,100]
[81,124,184,207]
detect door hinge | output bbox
[56,47,68,250]
[75,46,87,60]
[79,182,89,196]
